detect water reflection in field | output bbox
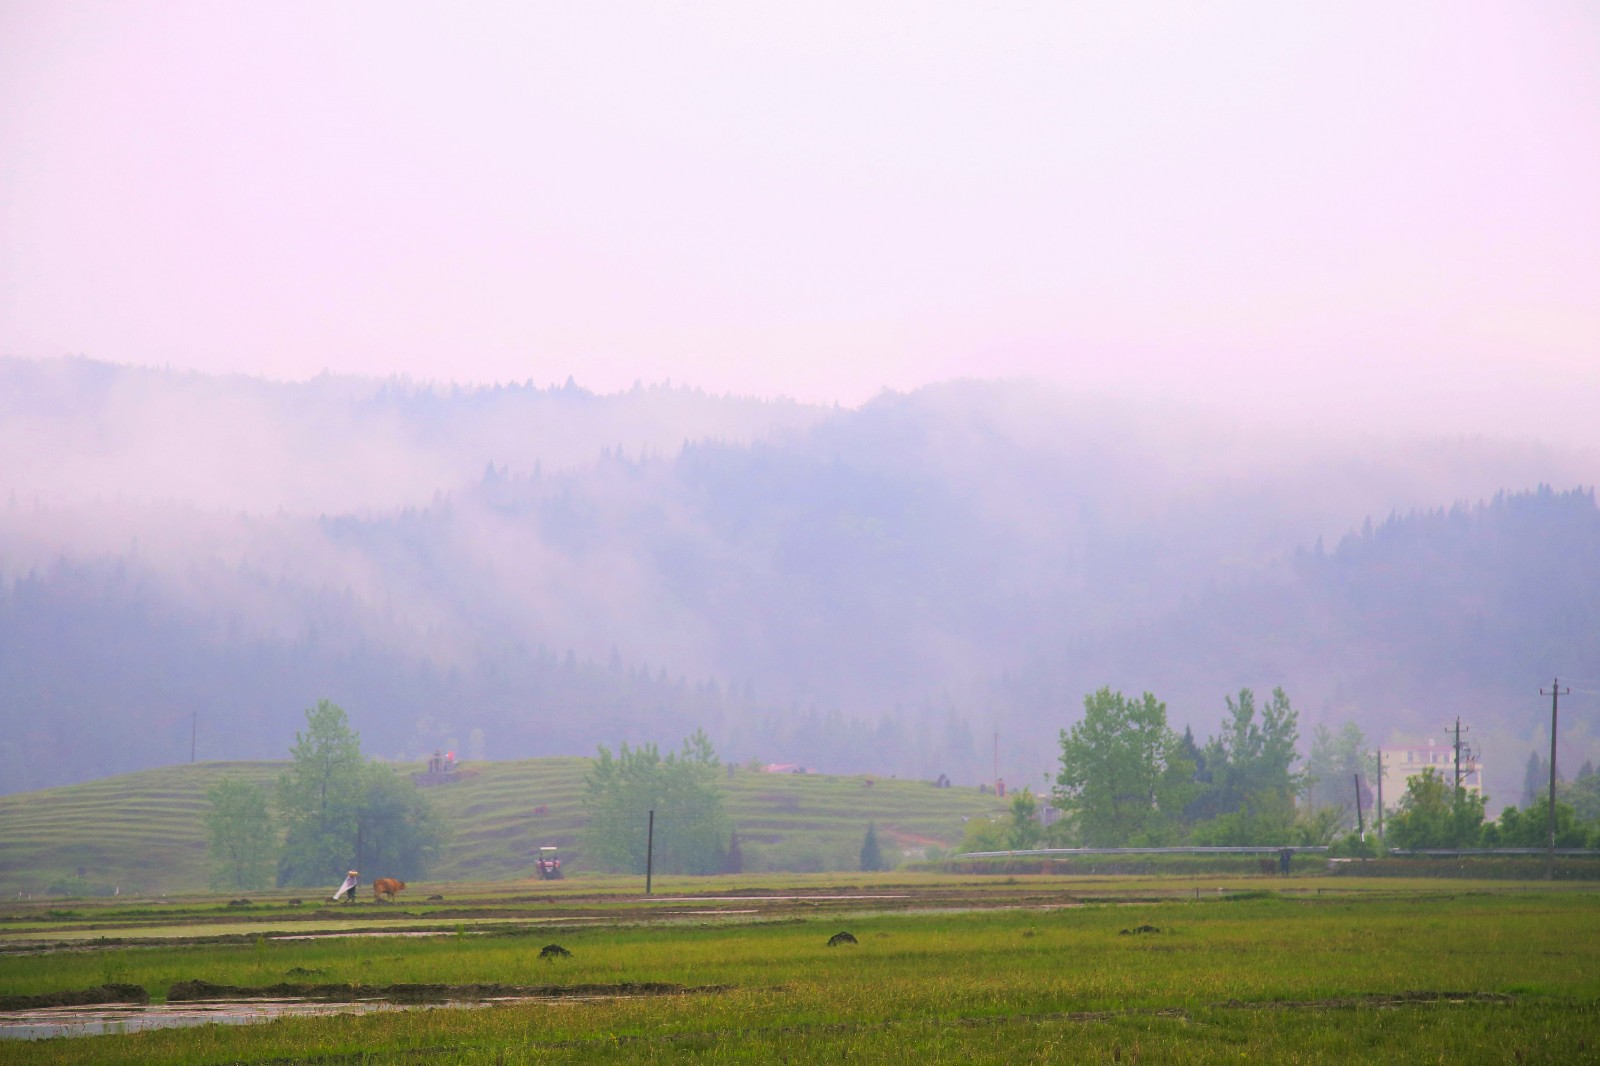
[1,998,414,1040]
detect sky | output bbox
[2,2,1598,441]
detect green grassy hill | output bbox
[0,759,1007,897]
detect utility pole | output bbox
[1446,716,1472,792]
[1353,773,1365,841]
[645,809,655,895]
[1540,679,1569,881]
[1374,750,1384,841]
[191,712,197,763]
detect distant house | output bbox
[1380,740,1483,810]
[761,763,807,774]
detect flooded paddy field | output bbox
[1,875,1597,1062]
[2,980,723,1040]
[3,998,407,1040]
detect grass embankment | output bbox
[0,759,1007,897]
[1,882,1597,1063]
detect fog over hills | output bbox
[2,357,1596,803]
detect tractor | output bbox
[534,846,563,880]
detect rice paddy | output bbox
[2,875,1596,1063]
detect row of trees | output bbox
[1039,687,1307,849]
[213,702,1600,888]
[1384,764,1600,851]
[956,684,1600,855]
[580,730,733,875]
[206,701,448,891]
[579,731,899,874]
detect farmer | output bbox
[333,869,360,902]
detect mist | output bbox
[2,358,1596,807]
[3,4,1598,803]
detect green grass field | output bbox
[1,877,1597,1063]
[0,759,1008,897]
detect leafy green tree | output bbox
[1190,689,1302,816]
[1480,797,1586,848]
[1054,688,1194,846]
[351,764,448,879]
[1293,804,1353,847]
[205,779,275,891]
[1004,788,1043,850]
[1326,829,1382,858]
[948,792,1042,856]
[1385,768,1486,850]
[277,700,365,886]
[1301,721,1372,830]
[955,813,1008,853]
[1559,762,1600,827]
[276,700,445,886]
[1188,793,1297,846]
[582,729,730,875]
[860,822,886,871]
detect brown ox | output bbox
[373,877,406,901]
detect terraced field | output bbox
[0,763,284,899]
[0,759,1008,897]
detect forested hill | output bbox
[1047,486,1600,801]
[1,360,1596,799]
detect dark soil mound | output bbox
[0,983,149,1010]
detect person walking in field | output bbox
[332,870,359,902]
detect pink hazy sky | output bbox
[2,2,1597,439]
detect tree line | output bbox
[962,686,1600,855]
[1383,763,1600,851]
[207,701,448,891]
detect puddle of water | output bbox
[652,895,911,903]
[665,909,759,916]
[270,930,458,941]
[0,999,411,1040]
[270,917,605,940]
[2,991,673,1040]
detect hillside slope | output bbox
[5,364,1598,796]
[0,759,1008,897]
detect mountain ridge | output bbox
[2,359,1595,803]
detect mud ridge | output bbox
[1210,990,1515,1010]
[165,979,729,1004]
[0,983,149,1010]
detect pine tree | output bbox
[860,822,885,872]
[1523,751,1548,808]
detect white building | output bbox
[1379,740,1483,811]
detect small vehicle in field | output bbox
[534,846,563,880]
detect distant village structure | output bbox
[1379,739,1483,810]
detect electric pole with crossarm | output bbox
[1540,678,1570,881]
[1446,716,1472,792]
